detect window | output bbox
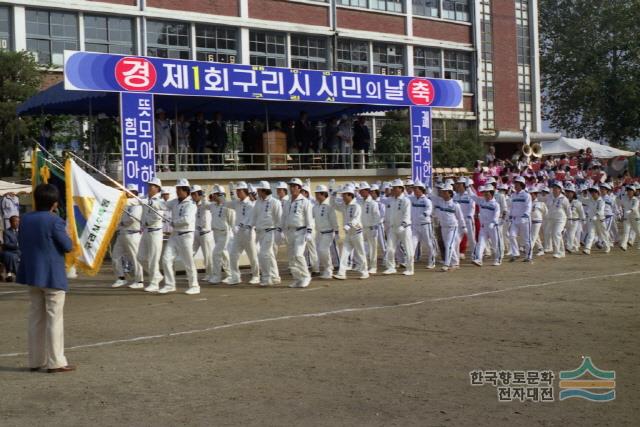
[413,47,441,78]
[146,20,190,59]
[413,0,439,17]
[249,30,286,67]
[84,15,134,55]
[372,42,404,75]
[290,34,327,70]
[26,9,78,66]
[443,0,470,22]
[370,0,403,12]
[195,24,237,63]
[444,50,472,92]
[0,6,10,50]
[337,38,369,73]
[338,0,367,7]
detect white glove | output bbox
[233,225,240,234]
[344,224,352,232]
[305,232,313,242]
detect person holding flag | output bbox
[112,184,144,289]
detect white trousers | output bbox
[287,229,310,281]
[441,225,460,267]
[157,144,170,168]
[257,229,280,283]
[211,230,230,282]
[509,218,533,260]
[464,217,476,253]
[338,230,367,275]
[620,218,640,249]
[193,230,214,280]
[113,231,143,283]
[531,221,544,252]
[546,219,567,257]
[473,223,503,265]
[413,223,437,267]
[604,216,617,244]
[565,219,582,252]
[229,228,259,281]
[305,231,319,273]
[161,232,199,289]
[363,225,379,271]
[584,220,610,251]
[384,225,414,272]
[316,231,337,277]
[137,229,164,286]
[28,288,67,369]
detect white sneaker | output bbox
[298,277,311,288]
[128,282,144,290]
[111,279,127,288]
[382,268,397,275]
[368,268,377,274]
[319,273,333,280]
[492,261,501,266]
[333,274,346,280]
[604,246,611,254]
[144,284,159,293]
[472,260,482,267]
[620,245,627,251]
[225,277,242,285]
[360,272,370,279]
[288,281,301,288]
[184,287,200,295]
[208,278,221,285]
[426,264,436,270]
[441,266,450,272]
[583,249,591,255]
[249,277,260,285]
[259,281,271,287]
[402,271,414,276]
[272,278,282,285]
[536,250,545,256]
[459,253,466,259]
[157,286,176,294]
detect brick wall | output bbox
[412,19,472,45]
[336,8,405,35]
[147,0,239,16]
[249,0,329,27]
[87,0,137,6]
[491,0,519,131]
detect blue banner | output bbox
[64,51,463,108]
[120,92,155,195]
[410,106,432,187]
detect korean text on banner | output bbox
[121,92,155,194]
[410,106,432,187]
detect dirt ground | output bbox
[1,250,639,427]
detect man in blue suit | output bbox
[1,215,20,282]
[17,184,75,373]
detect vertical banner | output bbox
[120,92,155,196]
[410,105,432,187]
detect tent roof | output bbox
[17,82,403,121]
[0,180,31,196]
[541,137,635,159]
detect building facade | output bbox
[0,0,544,149]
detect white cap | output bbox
[235,181,248,190]
[390,178,404,187]
[370,184,380,191]
[161,189,171,195]
[497,183,508,191]
[529,185,540,193]
[381,182,390,191]
[176,178,190,187]
[514,176,526,185]
[445,178,455,185]
[301,185,311,194]
[551,181,564,190]
[339,183,356,194]
[414,180,426,189]
[540,186,550,193]
[288,178,303,187]
[248,184,257,194]
[147,177,162,187]
[456,177,467,185]
[276,181,288,190]
[565,183,576,193]
[256,180,271,190]
[589,185,600,192]
[485,177,497,184]
[211,184,225,194]
[359,181,371,190]
[480,185,494,193]
[404,179,415,186]
[190,185,202,193]
[315,184,329,193]
[599,182,612,190]
[441,184,454,192]
[126,183,138,192]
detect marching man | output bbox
[529,186,547,257]
[313,184,339,280]
[252,181,282,286]
[545,182,571,258]
[411,180,437,269]
[160,179,200,295]
[191,185,214,282]
[281,178,314,288]
[434,183,467,272]
[583,185,611,255]
[226,182,260,285]
[618,184,640,251]
[383,179,414,276]
[453,177,476,259]
[209,185,234,284]
[508,176,534,263]
[112,184,144,289]
[358,182,382,274]
[564,183,585,253]
[333,184,369,280]
[138,178,166,293]
[472,185,502,267]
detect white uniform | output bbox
[209,199,235,283]
[384,193,414,273]
[545,194,571,257]
[113,199,143,283]
[313,199,339,279]
[454,191,476,253]
[252,195,282,285]
[360,195,382,273]
[494,191,509,256]
[161,197,199,291]
[602,193,618,243]
[305,198,319,274]
[618,194,640,250]
[434,198,466,268]
[584,197,610,252]
[137,193,165,287]
[281,194,314,286]
[193,199,214,281]
[530,199,548,254]
[565,198,585,252]
[508,190,533,260]
[1,195,20,229]
[335,199,368,277]
[228,197,260,283]
[374,196,387,255]
[411,194,437,268]
[472,196,502,265]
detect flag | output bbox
[65,158,126,275]
[31,147,68,219]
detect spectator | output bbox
[241,118,262,167]
[209,112,228,168]
[190,112,208,171]
[353,116,371,169]
[173,113,190,171]
[295,111,316,165]
[17,184,74,373]
[324,117,340,167]
[337,114,353,168]
[155,109,172,172]
[2,191,20,230]
[485,145,496,164]
[1,215,20,281]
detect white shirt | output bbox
[118,198,143,232]
[359,195,381,228]
[435,198,466,228]
[141,194,165,229]
[1,195,19,220]
[210,199,235,231]
[547,194,571,221]
[313,198,338,233]
[585,197,605,221]
[281,194,314,230]
[167,197,197,233]
[618,194,639,220]
[386,193,412,228]
[453,191,476,218]
[509,190,533,219]
[195,200,212,233]
[252,195,282,230]
[410,194,433,225]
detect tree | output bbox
[540,0,640,148]
[432,129,483,168]
[0,50,41,176]
[375,110,410,155]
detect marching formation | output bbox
[111,175,640,295]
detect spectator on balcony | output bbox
[295,111,316,165]
[209,112,228,169]
[173,113,190,171]
[485,145,496,164]
[337,114,353,168]
[190,112,208,171]
[324,117,340,168]
[241,118,262,168]
[155,109,172,172]
[353,116,371,169]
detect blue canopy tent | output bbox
[17,82,402,120]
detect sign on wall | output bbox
[120,92,155,194]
